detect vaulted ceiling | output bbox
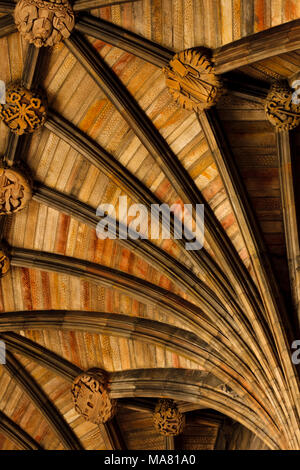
[0,0,299,451]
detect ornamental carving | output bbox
[0,84,47,135]
[0,166,32,215]
[71,370,117,425]
[14,0,75,47]
[163,49,224,112]
[153,399,185,436]
[0,246,10,278]
[218,383,240,399]
[265,81,300,131]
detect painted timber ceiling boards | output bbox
[0,0,299,451]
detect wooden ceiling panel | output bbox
[0,367,63,449]
[0,269,181,324]
[218,103,293,311]
[4,206,193,304]
[239,51,300,81]
[0,32,27,84]
[175,411,219,450]
[18,330,204,372]
[116,408,165,450]
[24,130,197,272]
[91,0,300,49]
[0,434,19,450]
[45,44,183,214]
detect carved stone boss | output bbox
[0,84,47,135]
[153,399,185,436]
[164,48,224,112]
[0,245,10,278]
[0,166,32,216]
[14,0,75,47]
[265,81,300,131]
[71,370,117,425]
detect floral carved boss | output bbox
[153,399,185,436]
[14,0,75,47]
[0,85,47,135]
